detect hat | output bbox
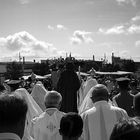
[116,77,130,82]
[116,77,130,89]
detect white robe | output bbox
[81,101,129,140]
[31,83,48,111]
[83,78,98,99]
[79,86,96,114]
[15,88,43,140]
[32,108,65,140]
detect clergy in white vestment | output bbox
[14,88,43,140]
[31,81,48,111]
[32,90,65,140]
[78,78,98,114]
[81,84,129,140]
[83,77,98,99]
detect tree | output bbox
[121,59,137,72]
[5,61,23,80]
[32,62,50,76]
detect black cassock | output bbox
[57,69,80,113]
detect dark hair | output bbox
[0,94,28,127]
[134,93,140,115]
[60,112,83,138]
[110,119,140,140]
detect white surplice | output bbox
[83,77,98,99]
[81,101,129,140]
[15,88,43,140]
[31,82,48,111]
[79,86,95,114]
[32,108,65,140]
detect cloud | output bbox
[135,40,140,47]
[70,30,93,45]
[98,25,126,35]
[19,0,30,4]
[115,0,137,6]
[120,50,130,58]
[131,16,140,22]
[48,25,54,30]
[128,24,140,34]
[0,31,64,61]
[56,24,67,30]
[98,23,140,35]
[48,24,67,31]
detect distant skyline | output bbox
[0,0,140,62]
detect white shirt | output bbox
[32,108,65,140]
[81,101,128,140]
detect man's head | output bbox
[44,90,62,109]
[110,119,140,140]
[90,84,109,103]
[0,94,28,139]
[59,112,83,140]
[133,92,140,116]
[116,77,130,90]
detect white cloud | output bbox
[115,0,137,6]
[56,24,67,30]
[120,50,130,59]
[131,16,140,22]
[70,30,93,45]
[128,24,140,34]
[48,25,54,30]
[0,31,63,61]
[19,0,30,4]
[48,24,67,31]
[135,40,140,47]
[99,25,125,35]
[99,23,140,35]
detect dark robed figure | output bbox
[57,62,80,113]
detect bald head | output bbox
[44,91,62,108]
[91,84,109,103]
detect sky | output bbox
[0,0,140,62]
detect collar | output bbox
[45,108,58,112]
[94,100,109,107]
[0,133,21,140]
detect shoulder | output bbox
[111,105,128,116]
[32,112,46,123]
[81,107,96,117]
[56,110,66,117]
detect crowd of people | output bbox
[0,62,140,140]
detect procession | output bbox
[0,61,140,140]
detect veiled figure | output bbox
[31,82,48,111]
[15,88,43,140]
[79,78,98,114]
[83,77,98,99]
[57,62,80,113]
